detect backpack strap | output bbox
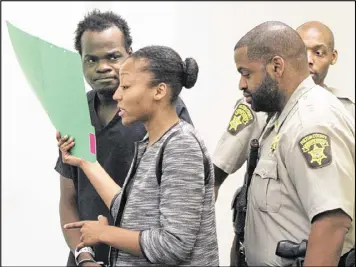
[155,130,210,185]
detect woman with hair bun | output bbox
[60,45,219,266]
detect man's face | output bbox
[81,26,130,96]
[234,47,284,113]
[297,27,337,86]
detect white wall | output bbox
[2,2,354,266]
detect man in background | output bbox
[297,20,354,117]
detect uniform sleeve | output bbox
[329,86,355,119]
[285,123,354,222]
[339,98,355,119]
[139,134,205,265]
[175,97,194,125]
[213,98,267,174]
[54,149,78,180]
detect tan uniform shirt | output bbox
[244,76,355,266]
[213,98,268,174]
[213,87,354,176]
[327,86,355,118]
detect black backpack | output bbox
[155,130,210,185]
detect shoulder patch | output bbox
[227,104,254,135]
[298,132,332,168]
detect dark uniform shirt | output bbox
[54,90,193,265]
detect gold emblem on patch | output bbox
[270,134,280,152]
[298,132,332,168]
[227,104,254,135]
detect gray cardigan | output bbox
[109,121,219,266]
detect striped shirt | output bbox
[109,120,219,266]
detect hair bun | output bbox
[183,58,199,89]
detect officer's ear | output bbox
[268,56,285,79]
[331,49,338,65]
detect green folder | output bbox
[7,21,97,163]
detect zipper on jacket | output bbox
[108,141,140,266]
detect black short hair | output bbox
[74,9,132,55]
[131,45,199,103]
[234,21,308,70]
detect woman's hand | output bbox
[64,215,109,249]
[56,131,83,167]
[56,131,121,209]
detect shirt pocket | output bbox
[251,159,281,213]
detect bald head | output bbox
[297,21,335,50]
[296,21,338,87]
[234,21,308,71]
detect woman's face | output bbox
[113,58,156,126]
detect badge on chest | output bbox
[270,134,280,153]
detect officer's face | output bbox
[113,58,157,126]
[234,46,284,113]
[297,27,337,87]
[81,26,131,97]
